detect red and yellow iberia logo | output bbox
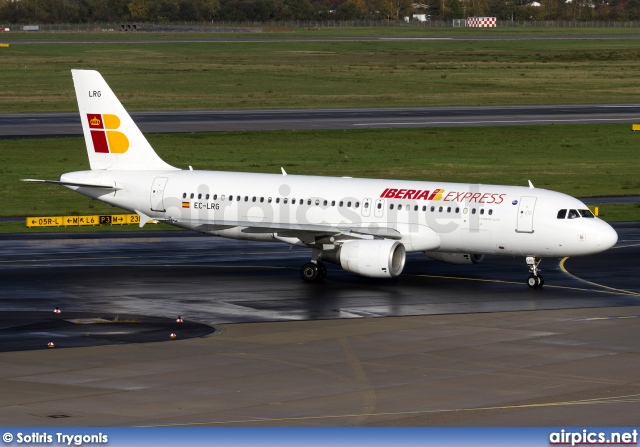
[87,114,129,154]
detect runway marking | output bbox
[576,315,640,321]
[411,274,637,296]
[353,118,635,127]
[147,393,640,426]
[559,257,640,297]
[338,337,377,424]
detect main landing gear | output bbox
[526,256,544,288]
[300,261,327,282]
[300,248,327,282]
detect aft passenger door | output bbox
[516,196,536,233]
[150,177,168,212]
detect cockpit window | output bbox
[567,209,580,219]
[579,209,595,218]
[557,209,567,219]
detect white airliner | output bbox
[24,70,618,288]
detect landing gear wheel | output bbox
[527,275,544,289]
[300,263,320,282]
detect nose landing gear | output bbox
[526,256,544,288]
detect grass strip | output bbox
[5,124,639,227]
[2,39,640,112]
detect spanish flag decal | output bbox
[182,202,190,208]
[87,113,129,154]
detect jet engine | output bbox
[425,252,484,265]
[322,239,406,278]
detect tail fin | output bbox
[71,69,177,171]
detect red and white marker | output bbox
[176,316,183,324]
[54,307,61,314]
[170,333,177,339]
[47,342,55,348]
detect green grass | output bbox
[5,124,639,226]
[591,203,640,222]
[3,38,640,112]
[5,27,640,41]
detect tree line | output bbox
[1,0,639,24]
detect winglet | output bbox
[281,167,287,176]
[528,180,534,189]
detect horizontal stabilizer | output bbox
[21,178,122,190]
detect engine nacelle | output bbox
[324,239,406,278]
[425,251,484,265]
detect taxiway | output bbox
[0,223,638,425]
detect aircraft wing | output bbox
[175,219,402,240]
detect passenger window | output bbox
[206,194,210,200]
[414,205,418,211]
[229,195,233,201]
[430,206,435,212]
[182,193,187,199]
[244,196,248,202]
[252,197,256,202]
[377,203,382,209]
[568,209,580,219]
[456,207,460,213]
[331,201,336,206]
[579,209,595,218]
[284,198,288,204]
[260,197,264,203]
[293,199,297,205]
[324,200,328,206]
[438,206,443,212]
[315,200,320,206]
[355,202,360,208]
[447,207,451,213]
[268,197,272,203]
[198,194,202,199]
[390,204,394,210]
[276,198,280,204]
[422,206,426,212]
[557,209,567,219]
[364,202,369,209]
[347,201,352,207]
[339,201,343,207]
[236,196,241,201]
[308,199,312,205]
[488,209,493,216]
[405,204,410,211]
[480,209,484,215]
[190,193,194,199]
[472,208,476,214]
[221,195,225,201]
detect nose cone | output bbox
[597,222,618,251]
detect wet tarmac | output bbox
[0,222,638,350]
